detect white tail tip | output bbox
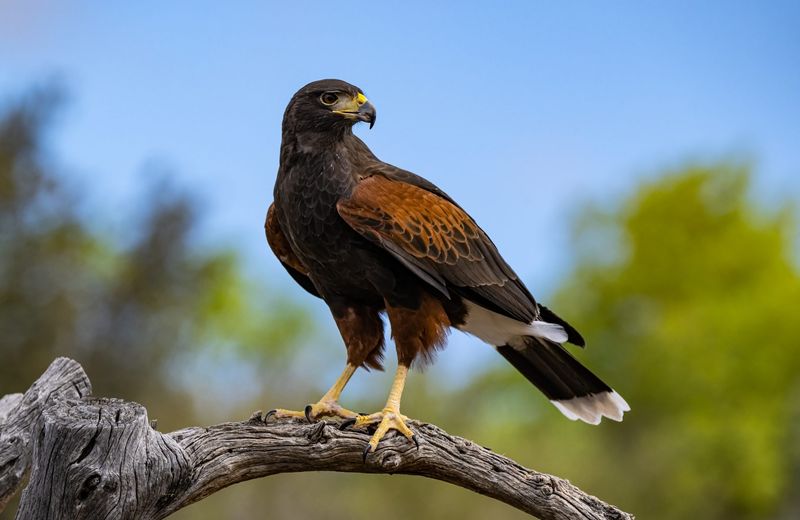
[551,390,630,425]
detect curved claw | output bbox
[265,409,277,420]
[304,405,314,423]
[411,434,420,450]
[339,418,357,431]
[362,444,372,463]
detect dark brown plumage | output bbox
[265,79,629,454]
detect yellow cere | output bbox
[356,93,368,105]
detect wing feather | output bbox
[337,174,538,323]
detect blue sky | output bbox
[2,1,798,307]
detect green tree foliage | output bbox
[545,165,800,519]
[0,87,313,405]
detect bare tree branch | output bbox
[1,358,634,520]
[0,357,92,510]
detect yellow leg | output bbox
[341,364,417,459]
[267,363,359,422]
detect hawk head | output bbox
[283,79,377,134]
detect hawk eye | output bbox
[320,92,339,106]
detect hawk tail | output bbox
[456,300,629,424]
[497,336,630,425]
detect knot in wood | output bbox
[529,473,556,495]
[76,473,102,501]
[247,410,264,424]
[306,421,329,444]
[381,452,403,471]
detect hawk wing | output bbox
[337,173,538,324]
[265,203,320,298]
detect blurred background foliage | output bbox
[1,87,799,520]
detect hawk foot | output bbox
[266,400,358,423]
[340,407,418,460]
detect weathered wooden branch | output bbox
[0,357,92,511]
[0,358,633,519]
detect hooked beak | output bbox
[357,100,376,129]
[333,92,377,129]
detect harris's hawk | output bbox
[266,79,629,455]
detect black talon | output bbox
[339,418,357,431]
[265,409,277,420]
[304,405,314,423]
[411,434,420,450]
[362,444,372,463]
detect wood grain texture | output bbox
[1,358,634,520]
[0,357,91,511]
